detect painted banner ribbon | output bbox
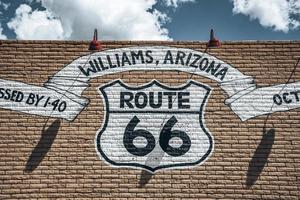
[0,46,299,121]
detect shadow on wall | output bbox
[139,170,154,187]
[246,128,275,187]
[24,119,61,173]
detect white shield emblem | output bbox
[95,79,213,172]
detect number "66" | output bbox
[123,116,191,157]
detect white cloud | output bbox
[7,4,64,40]
[231,0,300,32]
[162,0,195,8]
[0,23,7,39]
[39,0,170,40]
[7,0,195,40]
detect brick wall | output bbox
[0,40,299,199]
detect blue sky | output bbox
[0,0,299,41]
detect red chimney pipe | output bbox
[207,29,221,48]
[89,29,102,51]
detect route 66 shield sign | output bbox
[95,79,213,172]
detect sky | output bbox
[0,0,299,41]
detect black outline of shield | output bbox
[95,79,213,173]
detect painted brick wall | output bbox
[0,40,299,199]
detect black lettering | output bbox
[120,92,134,108]
[199,58,209,71]
[178,92,190,109]
[15,91,24,102]
[135,92,148,109]
[175,51,186,65]
[0,88,5,98]
[35,94,44,106]
[149,92,162,108]
[163,50,174,64]
[43,97,50,107]
[189,54,201,68]
[206,61,221,75]
[91,59,101,71]
[26,93,35,105]
[185,53,192,66]
[78,62,97,77]
[115,54,121,67]
[290,91,300,102]
[282,93,292,104]
[107,55,117,68]
[4,89,11,100]
[131,50,145,64]
[10,90,17,101]
[145,50,153,63]
[273,94,282,105]
[98,57,108,70]
[122,52,132,66]
[0,89,24,102]
[215,67,228,81]
[163,92,177,109]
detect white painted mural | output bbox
[1,46,298,122]
[96,79,213,172]
[0,46,299,172]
